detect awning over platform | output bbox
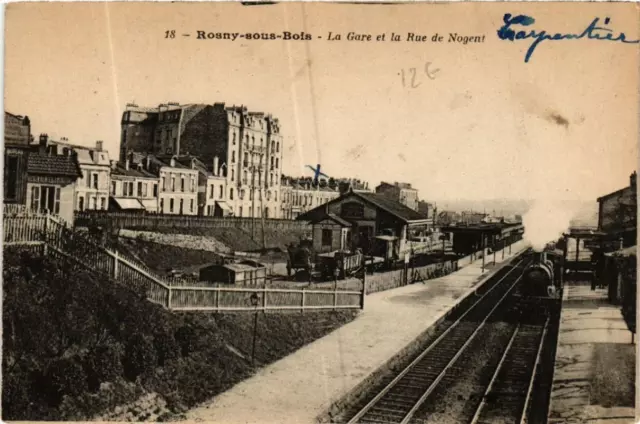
[216,201,232,212]
[605,245,637,258]
[111,197,144,210]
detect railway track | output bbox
[346,257,530,424]
[470,318,549,424]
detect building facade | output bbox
[26,135,82,224]
[597,171,637,247]
[109,157,160,212]
[375,182,419,211]
[4,112,31,206]
[119,102,284,218]
[47,138,111,211]
[280,176,340,219]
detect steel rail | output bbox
[346,257,526,424]
[469,324,522,424]
[519,317,551,424]
[398,272,525,424]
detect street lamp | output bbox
[250,292,260,367]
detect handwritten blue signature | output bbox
[497,14,639,63]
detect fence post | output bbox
[215,288,220,311]
[263,285,268,311]
[301,288,306,313]
[167,287,172,310]
[360,270,366,309]
[113,250,119,279]
[333,285,338,310]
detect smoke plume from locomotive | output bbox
[522,199,579,251]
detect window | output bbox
[239,206,243,217]
[100,197,106,210]
[4,155,19,200]
[230,188,234,200]
[233,132,236,144]
[160,198,164,212]
[342,202,365,219]
[128,182,134,197]
[111,181,116,195]
[85,171,90,187]
[92,173,98,189]
[170,198,174,213]
[322,229,333,247]
[138,182,143,197]
[179,199,184,214]
[276,142,280,152]
[191,177,196,193]
[78,196,84,211]
[30,185,60,214]
[231,170,235,181]
[190,199,194,213]
[162,177,166,191]
[276,158,279,169]
[142,183,148,197]
[275,191,278,202]
[171,176,176,191]
[232,151,236,163]
[91,197,97,209]
[153,184,158,197]
[210,184,214,199]
[219,185,223,198]
[181,176,185,192]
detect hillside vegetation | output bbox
[2,246,357,421]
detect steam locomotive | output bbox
[519,244,564,299]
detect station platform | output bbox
[548,279,635,424]
[185,240,529,424]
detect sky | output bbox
[4,2,639,203]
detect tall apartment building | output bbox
[375,181,419,211]
[120,102,284,218]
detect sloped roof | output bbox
[310,212,352,227]
[297,190,429,223]
[27,151,82,178]
[356,192,427,222]
[111,162,156,179]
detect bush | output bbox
[153,328,180,366]
[123,334,157,381]
[85,341,124,392]
[46,357,89,405]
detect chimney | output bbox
[96,140,103,151]
[110,160,117,170]
[213,156,219,176]
[630,171,637,188]
[170,157,176,167]
[125,158,130,170]
[146,155,151,170]
[39,133,48,146]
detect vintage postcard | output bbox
[2,2,638,424]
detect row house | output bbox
[45,137,111,211]
[26,135,82,224]
[280,176,340,219]
[120,102,284,218]
[174,155,229,217]
[109,157,159,212]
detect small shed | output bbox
[199,260,267,286]
[310,212,352,254]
